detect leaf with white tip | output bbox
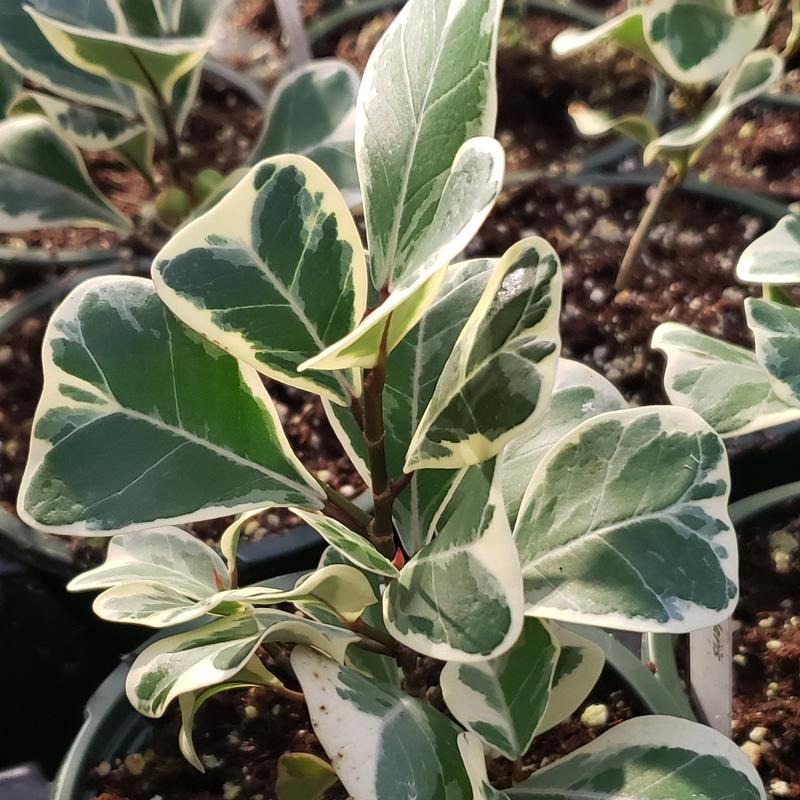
[568,102,658,149]
[293,646,471,800]
[27,7,209,102]
[552,10,654,65]
[652,321,800,436]
[737,214,800,285]
[536,624,605,734]
[645,50,783,167]
[219,508,266,572]
[276,753,339,800]
[291,509,398,578]
[440,618,559,760]
[325,258,496,555]
[358,0,502,290]
[18,276,323,534]
[383,459,523,661]
[67,526,229,596]
[502,360,627,526]
[153,156,366,405]
[513,406,738,632]
[747,297,800,409]
[249,59,360,206]
[457,732,509,800]
[0,115,131,233]
[405,237,561,471]
[128,609,358,717]
[300,137,504,371]
[508,716,766,799]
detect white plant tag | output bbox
[690,619,733,737]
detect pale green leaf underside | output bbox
[153,156,366,405]
[507,716,766,799]
[440,617,559,760]
[405,236,562,471]
[652,321,800,437]
[383,460,523,661]
[502,359,627,527]
[358,0,502,290]
[300,136,504,372]
[514,406,737,632]
[568,102,658,149]
[0,115,130,233]
[293,646,471,800]
[18,276,322,534]
[737,214,800,284]
[275,753,339,800]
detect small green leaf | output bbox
[291,509,398,578]
[153,156,367,405]
[0,115,131,232]
[293,646,471,800]
[508,716,766,799]
[276,753,339,800]
[514,407,737,632]
[747,297,800,408]
[18,276,323,534]
[737,214,800,285]
[383,460,523,661]
[552,11,654,66]
[405,237,561,471]
[652,321,800,436]
[219,508,266,573]
[568,102,658,149]
[502,360,627,526]
[440,618,559,760]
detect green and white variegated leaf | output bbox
[568,101,658,150]
[27,7,209,102]
[507,716,766,800]
[9,90,144,151]
[27,0,124,30]
[325,258,495,555]
[179,657,280,771]
[536,624,605,734]
[0,62,20,118]
[293,646,471,800]
[513,406,738,632]
[113,129,155,177]
[737,214,800,285]
[300,137,504,372]
[653,322,800,436]
[383,459,523,660]
[18,276,323,534]
[357,0,502,290]
[276,753,339,800]
[248,59,360,207]
[641,0,768,86]
[291,509,398,578]
[458,732,508,800]
[0,115,131,232]
[440,617,559,760]
[405,237,562,472]
[67,526,229,597]
[0,2,134,116]
[747,297,800,409]
[552,10,654,66]
[219,508,266,573]
[645,50,783,167]
[502,360,627,527]
[128,610,358,717]
[153,156,366,405]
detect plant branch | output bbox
[318,482,373,532]
[390,472,412,498]
[615,166,684,291]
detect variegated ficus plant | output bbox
[552,0,790,289]
[0,0,360,240]
[655,213,800,439]
[18,0,764,797]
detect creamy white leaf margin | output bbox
[737,214,800,285]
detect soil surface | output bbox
[89,648,640,800]
[0,75,263,256]
[732,497,800,798]
[467,179,765,405]
[313,8,653,175]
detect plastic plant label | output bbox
[690,619,733,737]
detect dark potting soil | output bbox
[467,179,765,405]
[313,9,653,175]
[88,649,641,800]
[0,75,263,256]
[0,310,365,571]
[731,497,800,797]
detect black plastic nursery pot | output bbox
[0,59,269,270]
[49,571,695,800]
[307,0,666,177]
